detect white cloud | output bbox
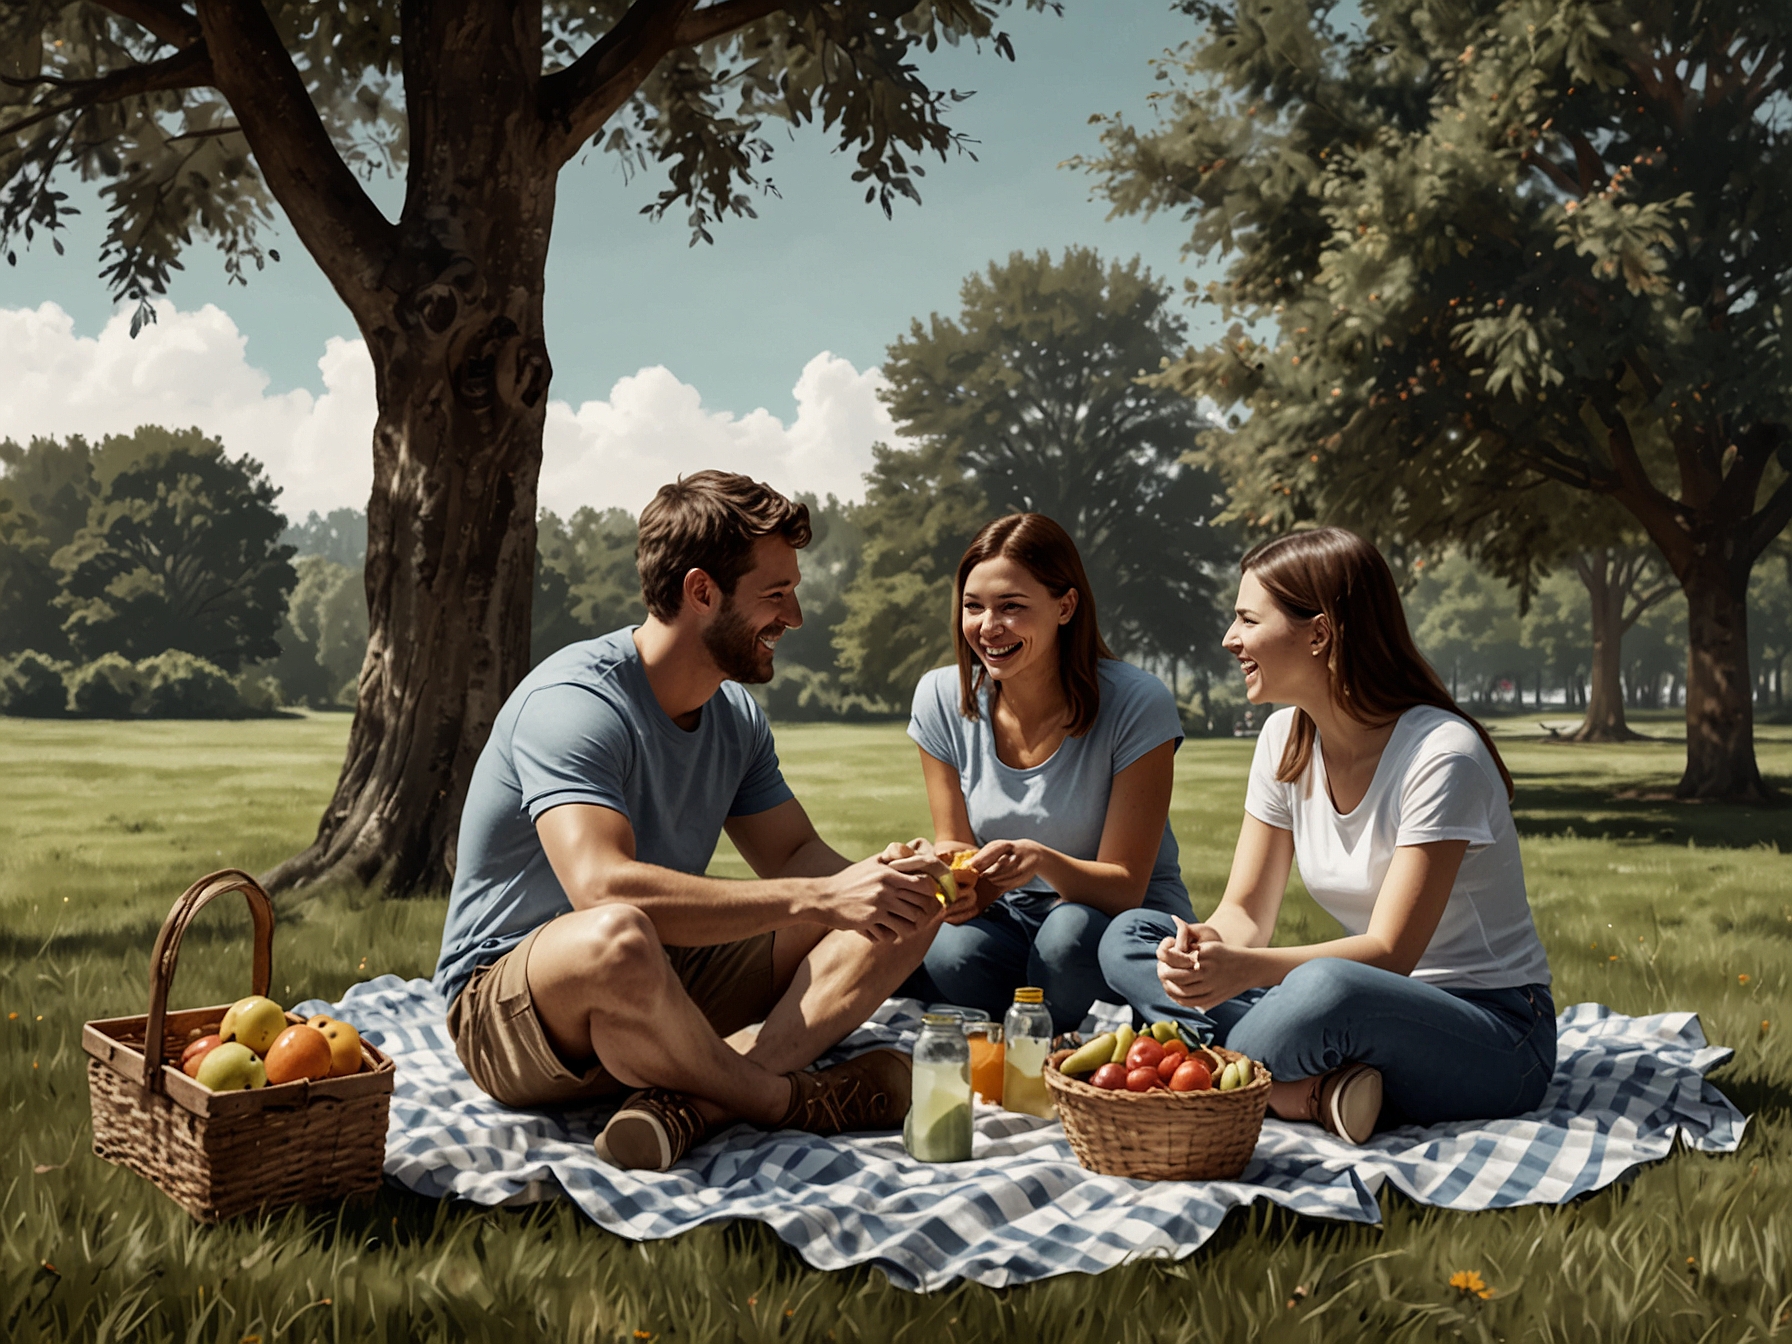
[0,301,906,522]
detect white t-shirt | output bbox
[1243,705,1551,990]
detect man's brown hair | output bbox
[953,513,1116,737]
[1241,526,1514,800]
[636,471,812,619]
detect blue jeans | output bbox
[902,891,1112,1033]
[1097,909,1557,1126]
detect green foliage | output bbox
[262,555,367,709]
[63,651,144,717]
[1083,0,1792,586]
[133,649,246,718]
[281,508,367,568]
[532,507,645,666]
[0,1,1052,322]
[840,249,1237,704]
[49,428,296,673]
[1,717,1788,1341]
[0,649,69,716]
[0,435,98,659]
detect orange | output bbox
[263,1023,334,1085]
[305,1014,365,1077]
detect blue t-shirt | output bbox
[907,659,1193,916]
[433,627,794,1005]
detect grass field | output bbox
[2,713,1788,1342]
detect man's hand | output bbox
[812,855,945,943]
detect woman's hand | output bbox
[969,838,1045,895]
[941,854,1003,925]
[1156,916,1263,1009]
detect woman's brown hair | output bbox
[954,513,1115,736]
[1241,527,1515,800]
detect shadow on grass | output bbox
[1511,782,1792,850]
[0,912,249,965]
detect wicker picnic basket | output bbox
[1044,1045,1271,1181]
[81,868,395,1222]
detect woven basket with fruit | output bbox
[1044,1021,1271,1181]
[82,869,394,1223]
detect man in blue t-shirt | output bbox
[436,472,948,1171]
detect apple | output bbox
[1089,1063,1128,1091]
[180,1034,222,1078]
[306,1014,364,1077]
[219,995,288,1055]
[264,1024,335,1085]
[1125,1066,1160,1093]
[194,1041,268,1091]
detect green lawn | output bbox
[2,713,1788,1342]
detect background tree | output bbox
[264,554,369,707]
[1085,0,1792,800]
[0,434,98,660]
[532,506,645,666]
[1,0,1047,894]
[53,426,296,672]
[837,247,1236,707]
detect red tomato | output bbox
[1161,1037,1189,1059]
[1125,1066,1160,1093]
[1156,1053,1183,1084]
[1124,1038,1165,1072]
[1090,1063,1129,1091]
[1169,1059,1212,1092]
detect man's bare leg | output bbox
[525,903,792,1125]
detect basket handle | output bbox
[141,868,275,1091]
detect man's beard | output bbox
[703,596,777,684]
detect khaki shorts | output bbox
[446,920,779,1108]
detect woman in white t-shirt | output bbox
[890,513,1195,1032]
[1098,527,1555,1145]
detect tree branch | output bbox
[676,0,785,48]
[193,0,396,320]
[1520,148,1581,198]
[92,0,204,49]
[539,0,701,163]
[1740,462,1792,566]
[0,43,213,140]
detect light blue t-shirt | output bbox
[907,659,1193,917]
[433,627,793,1005]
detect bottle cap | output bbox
[1013,987,1044,1004]
[921,1012,962,1026]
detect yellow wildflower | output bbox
[1449,1270,1492,1300]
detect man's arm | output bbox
[724,797,851,880]
[536,802,941,946]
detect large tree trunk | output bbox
[263,5,555,895]
[1677,554,1768,801]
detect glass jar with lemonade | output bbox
[903,1013,974,1161]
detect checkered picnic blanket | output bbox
[298,978,1746,1291]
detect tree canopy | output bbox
[1085,0,1792,799]
[837,247,1236,706]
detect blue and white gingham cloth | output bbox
[298,978,1746,1291]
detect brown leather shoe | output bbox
[594,1088,709,1171]
[1311,1063,1382,1145]
[778,1048,912,1136]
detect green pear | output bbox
[219,995,287,1055]
[193,1041,268,1091]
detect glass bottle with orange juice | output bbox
[961,1012,1004,1105]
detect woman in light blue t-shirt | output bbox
[895,513,1194,1032]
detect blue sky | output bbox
[0,4,1223,422]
